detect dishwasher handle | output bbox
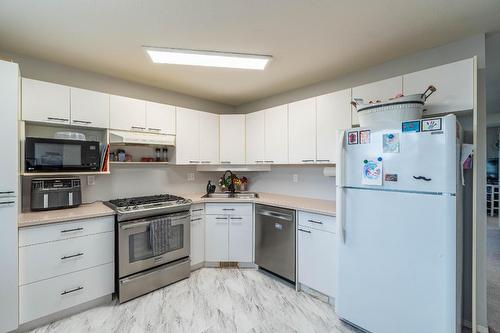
[256,210,294,222]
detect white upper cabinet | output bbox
[22,78,70,124]
[351,76,403,126]
[220,115,246,164]
[109,95,146,131]
[316,89,351,164]
[265,105,288,164]
[288,97,316,164]
[175,107,200,164]
[199,111,219,164]
[245,111,265,164]
[145,101,176,134]
[403,58,474,116]
[70,87,109,128]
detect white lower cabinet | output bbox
[190,204,205,267]
[205,215,229,262]
[19,263,114,324]
[298,214,336,298]
[18,216,115,324]
[205,203,253,263]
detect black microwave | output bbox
[25,137,100,172]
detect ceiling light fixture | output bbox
[143,47,272,70]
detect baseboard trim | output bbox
[299,283,335,306]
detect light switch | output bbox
[87,175,95,186]
[293,174,299,183]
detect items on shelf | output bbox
[109,147,168,163]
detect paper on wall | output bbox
[460,144,474,185]
[362,157,383,186]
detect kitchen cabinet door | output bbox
[204,215,229,262]
[228,215,253,262]
[298,226,336,298]
[288,97,316,164]
[245,110,265,164]
[145,101,176,134]
[265,105,288,164]
[22,78,70,124]
[109,95,146,131]
[351,76,403,126]
[175,107,200,164]
[70,87,109,128]
[190,214,205,267]
[316,89,351,164]
[403,58,474,116]
[199,111,219,164]
[219,115,246,164]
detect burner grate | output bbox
[108,194,184,207]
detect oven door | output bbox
[118,211,190,278]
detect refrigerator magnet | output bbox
[382,133,400,153]
[421,118,442,132]
[359,130,370,144]
[347,131,358,145]
[402,120,420,133]
[362,158,383,185]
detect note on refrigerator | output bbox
[362,157,383,185]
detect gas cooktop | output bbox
[106,194,192,221]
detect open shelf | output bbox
[21,171,110,176]
[109,161,169,165]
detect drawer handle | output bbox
[191,217,202,222]
[61,253,84,260]
[230,217,243,220]
[61,286,84,295]
[189,160,200,164]
[148,127,161,131]
[316,159,330,162]
[131,126,146,130]
[215,217,227,220]
[0,201,15,206]
[307,219,323,225]
[72,119,92,124]
[192,208,204,212]
[298,228,311,234]
[0,191,14,194]
[222,208,235,211]
[60,227,84,233]
[301,159,314,163]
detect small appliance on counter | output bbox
[30,177,82,211]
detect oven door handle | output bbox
[120,213,190,230]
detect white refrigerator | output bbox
[335,115,463,333]
[0,59,19,333]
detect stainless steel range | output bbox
[106,194,192,303]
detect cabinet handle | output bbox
[131,126,146,130]
[264,160,274,163]
[72,120,92,124]
[298,228,311,234]
[255,160,264,163]
[61,286,84,295]
[301,159,314,163]
[230,217,243,220]
[189,160,200,164]
[61,253,84,260]
[307,219,323,225]
[192,208,204,212]
[148,128,161,131]
[201,161,211,164]
[191,217,202,222]
[60,227,83,233]
[222,208,235,211]
[0,191,14,194]
[220,161,231,164]
[316,159,330,163]
[47,117,69,122]
[0,201,15,206]
[215,217,227,220]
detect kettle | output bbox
[206,180,216,194]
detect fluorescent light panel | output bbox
[143,47,271,70]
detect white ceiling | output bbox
[1,0,500,106]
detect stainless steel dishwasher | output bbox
[255,204,296,283]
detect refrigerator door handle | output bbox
[336,130,346,187]
[338,187,346,243]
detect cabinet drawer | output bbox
[298,211,336,233]
[19,216,114,247]
[205,203,252,216]
[19,263,114,324]
[19,232,114,285]
[190,204,205,216]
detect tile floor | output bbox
[29,268,359,333]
